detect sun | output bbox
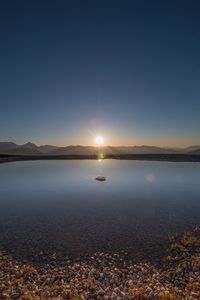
[95,136,104,146]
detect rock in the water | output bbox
[95,176,106,181]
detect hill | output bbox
[0,142,199,156]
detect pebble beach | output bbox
[1,227,200,300]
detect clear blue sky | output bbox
[0,0,200,147]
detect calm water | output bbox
[0,160,200,264]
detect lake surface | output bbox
[0,160,200,265]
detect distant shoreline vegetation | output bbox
[1,153,200,164]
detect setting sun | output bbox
[95,136,104,146]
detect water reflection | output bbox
[0,160,200,263]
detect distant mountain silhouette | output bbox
[106,145,178,154]
[188,148,200,154]
[1,142,199,155]
[39,145,59,153]
[22,142,38,148]
[0,142,41,155]
[183,145,200,153]
[0,142,18,151]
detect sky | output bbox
[0,0,200,147]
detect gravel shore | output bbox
[1,227,200,299]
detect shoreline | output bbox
[1,228,200,299]
[1,153,200,164]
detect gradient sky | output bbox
[0,0,200,147]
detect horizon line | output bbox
[1,141,200,149]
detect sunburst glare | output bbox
[95,136,104,146]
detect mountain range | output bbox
[0,142,200,155]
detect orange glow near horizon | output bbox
[19,133,200,149]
